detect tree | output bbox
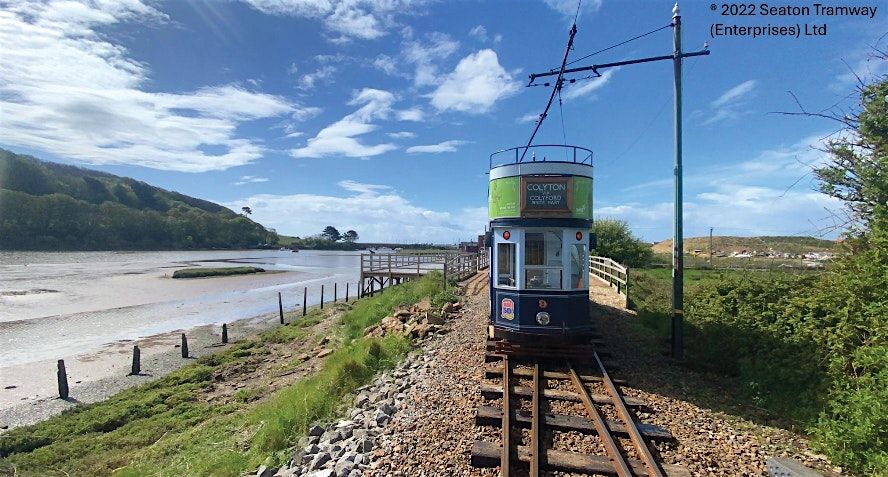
[591,218,652,267]
[343,230,359,242]
[241,206,252,216]
[321,225,341,242]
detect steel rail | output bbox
[501,355,512,476]
[568,363,633,477]
[593,352,665,477]
[530,363,543,476]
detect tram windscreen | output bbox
[525,232,563,289]
[497,243,516,287]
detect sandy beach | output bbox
[0,249,363,424]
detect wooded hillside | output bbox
[0,149,277,250]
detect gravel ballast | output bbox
[260,274,841,477]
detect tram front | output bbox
[487,145,594,345]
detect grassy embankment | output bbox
[629,267,886,475]
[171,266,266,279]
[0,272,451,477]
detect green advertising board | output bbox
[489,175,593,219]
[571,176,593,219]
[489,176,519,218]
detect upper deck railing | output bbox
[489,144,593,169]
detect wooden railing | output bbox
[359,249,489,295]
[589,256,629,307]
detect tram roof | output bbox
[489,144,593,170]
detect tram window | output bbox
[497,243,516,287]
[571,244,587,289]
[525,231,563,289]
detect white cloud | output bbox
[430,49,520,113]
[704,79,757,125]
[469,25,487,41]
[223,180,487,243]
[468,24,501,44]
[290,88,398,159]
[396,108,424,121]
[599,184,842,241]
[372,54,399,75]
[387,131,416,139]
[406,140,468,154]
[242,0,429,42]
[543,0,602,17]
[295,65,337,90]
[517,112,540,124]
[404,32,459,86]
[562,68,617,100]
[235,175,270,185]
[0,1,300,173]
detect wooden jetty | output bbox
[359,250,489,297]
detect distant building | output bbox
[459,241,480,253]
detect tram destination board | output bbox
[521,176,572,217]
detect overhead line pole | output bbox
[671,3,684,360]
[526,3,707,360]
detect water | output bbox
[0,250,363,368]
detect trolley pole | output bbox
[671,2,684,360]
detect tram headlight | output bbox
[536,312,551,326]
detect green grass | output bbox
[171,266,265,279]
[0,273,445,477]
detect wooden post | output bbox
[320,284,324,309]
[278,292,284,324]
[625,268,631,309]
[334,283,338,302]
[130,345,141,375]
[222,323,228,343]
[345,282,349,302]
[181,333,189,358]
[303,287,307,316]
[57,359,69,400]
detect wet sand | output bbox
[0,250,362,416]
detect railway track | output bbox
[471,338,689,477]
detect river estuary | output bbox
[0,249,365,411]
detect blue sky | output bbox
[1,0,885,243]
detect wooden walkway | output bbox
[359,250,489,297]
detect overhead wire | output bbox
[546,23,673,73]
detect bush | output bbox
[592,219,653,267]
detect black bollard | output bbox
[302,287,307,317]
[181,333,189,358]
[278,292,284,324]
[130,345,141,375]
[320,284,324,309]
[222,323,228,344]
[334,283,338,302]
[57,359,69,400]
[346,282,349,302]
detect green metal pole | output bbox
[671,2,684,360]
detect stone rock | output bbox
[357,437,375,453]
[307,470,335,477]
[373,409,390,426]
[256,465,278,477]
[380,316,404,333]
[441,302,454,314]
[395,309,412,319]
[335,458,355,477]
[425,314,445,326]
[309,424,325,436]
[452,302,462,311]
[309,452,331,470]
[316,349,333,359]
[321,430,341,444]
